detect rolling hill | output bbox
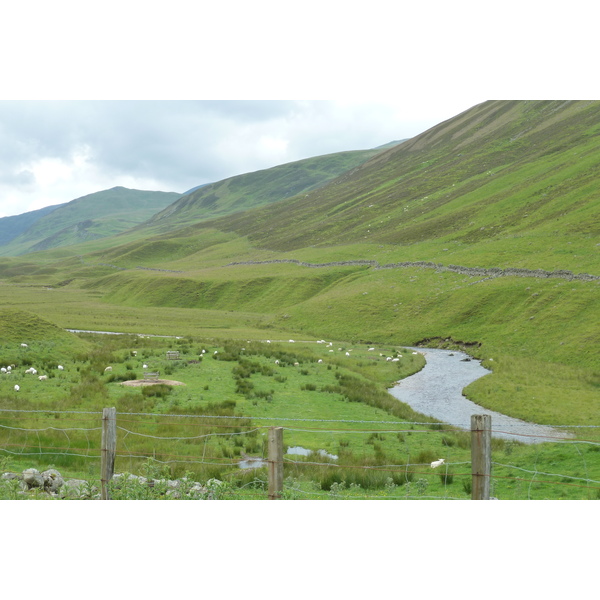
[0,187,182,256]
[142,147,394,233]
[0,203,65,246]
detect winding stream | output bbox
[388,348,572,444]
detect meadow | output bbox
[1,307,598,500]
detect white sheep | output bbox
[345,352,350,356]
[1,368,6,373]
[430,458,445,469]
[38,375,48,381]
[317,359,323,363]
[392,358,400,362]
[104,366,112,372]
[289,340,295,343]
[20,343,28,348]
[275,360,279,365]
[368,348,375,351]
[14,385,19,391]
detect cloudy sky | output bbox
[1,0,597,219]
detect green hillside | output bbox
[143,148,388,232]
[0,187,182,256]
[0,203,65,246]
[0,100,598,433]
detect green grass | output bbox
[1,325,599,500]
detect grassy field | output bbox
[1,312,598,500]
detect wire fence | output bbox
[1,407,599,500]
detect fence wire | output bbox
[1,408,599,499]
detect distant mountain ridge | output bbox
[0,187,182,256]
[0,203,65,246]
[144,147,388,233]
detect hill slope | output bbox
[0,203,65,246]
[203,100,600,271]
[0,187,182,256]
[144,148,389,232]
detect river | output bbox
[388,348,571,444]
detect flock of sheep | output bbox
[1,343,64,392]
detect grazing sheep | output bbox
[289,340,295,343]
[14,385,19,391]
[1,368,6,373]
[317,359,323,363]
[104,366,112,372]
[275,360,280,365]
[20,343,28,348]
[368,348,375,351]
[430,459,445,469]
[392,358,400,362]
[57,365,64,370]
[38,375,48,381]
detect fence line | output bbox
[2,408,600,499]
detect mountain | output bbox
[0,187,182,256]
[0,203,65,246]
[207,100,600,270]
[143,148,388,233]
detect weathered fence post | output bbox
[101,407,117,500]
[268,426,284,499]
[471,414,491,500]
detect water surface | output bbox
[389,348,571,444]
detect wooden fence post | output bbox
[268,426,284,499]
[471,414,491,500]
[101,407,117,500]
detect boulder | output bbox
[42,469,64,493]
[22,468,44,489]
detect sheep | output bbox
[289,340,295,343]
[317,359,323,363]
[368,348,375,351]
[143,364,148,369]
[345,352,350,356]
[38,375,48,381]
[1,368,6,373]
[275,360,280,365]
[104,366,112,372]
[57,365,64,370]
[392,358,400,362]
[20,343,28,348]
[14,385,19,391]
[430,459,445,469]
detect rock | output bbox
[42,469,64,493]
[22,468,44,489]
